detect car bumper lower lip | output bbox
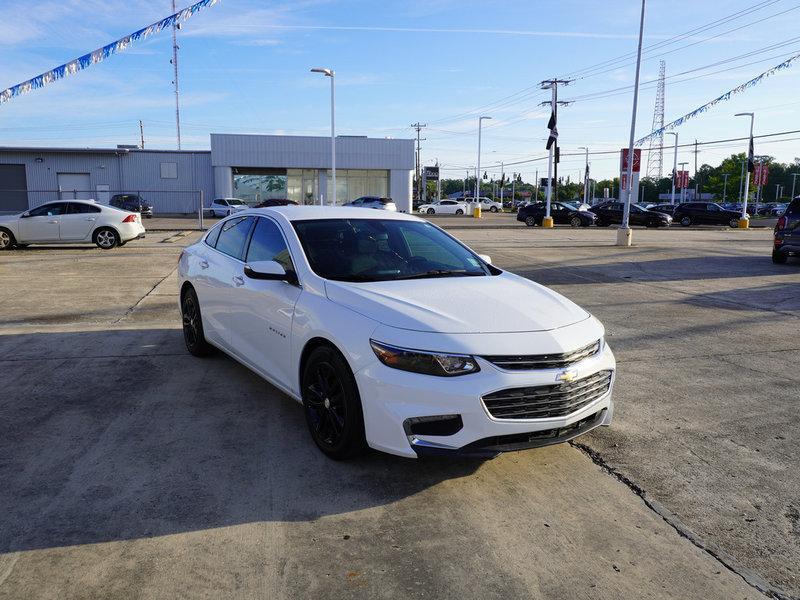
[355,344,616,458]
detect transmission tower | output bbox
[645,60,666,179]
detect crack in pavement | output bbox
[113,267,177,324]
[570,440,797,600]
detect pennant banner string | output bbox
[0,0,219,106]
[635,51,800,146]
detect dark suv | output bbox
[109,194,153,218]
[592,200,672,227]
[516,201,596,227]
[672,202,740,228]
[773,198,800,264]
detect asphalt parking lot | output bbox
[1,225,798,599]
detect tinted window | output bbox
[204,222,223,247]
[28,203,67,217]
[292,218,489,282]
[68,202,101,214]
[214,216,254,260]
[246,217,293,271]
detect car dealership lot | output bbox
[1,227,796,599]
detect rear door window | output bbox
[67,203,101,214]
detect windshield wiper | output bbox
[394,269,485,280]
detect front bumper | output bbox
[355,343,615,458]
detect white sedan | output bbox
[209,197,249,217]
[417,200,468,215]
[178,207,615,459]
[0,200,145,250]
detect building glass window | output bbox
[325,169,389,204]
[233,169,287,204]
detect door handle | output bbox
[199,260,209,269]
[233,275,245,286]
[48,220,59,224]
[85,217,96,221]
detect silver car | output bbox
[343,196,397,211]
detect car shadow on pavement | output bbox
[514,255,789,286]
[0,328,484,554]
[681,281,800,313]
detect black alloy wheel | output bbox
[524,216,536,227]
[181,287,214,357]
[302,346,366,459]
[570,215,582,228]
[729,217,740,228]
[455,209,464,215]
[680,216,692,227]
[427,208,435,214]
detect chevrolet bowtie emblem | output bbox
[557,369,578,383]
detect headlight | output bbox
[369,340,480,377]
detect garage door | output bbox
[0,164,29,212]
[58,173,92,199]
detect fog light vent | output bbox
[404,415,463,437]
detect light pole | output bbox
[619,0,647,246]
[722,173,730,203]
[679,161,689,203]
[578,146,590,205]
[665,132,678,205]
[791,172,799,200]
[475,116,491,213]
[311,67,335,205]
[739,159,746,201]
[735,112,754,228]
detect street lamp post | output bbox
[619,0,647,246]
[311,67,335,205]
[665,132,678,204]
[722,173,730,202]
[791,172,799,200]
[475,116,492,215]
[734,112,754,228]
[578,146,589,204]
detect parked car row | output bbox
[0,199,146,250]
[417,197,503,215]
[517,200,673,228]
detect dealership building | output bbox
[0,133,415,214]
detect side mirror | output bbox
[20,211,30,218]
[244,260,298,285]
[477,254,492,264]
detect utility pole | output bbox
[511,172,517,206]
[578,146,589,204]
[791,173,799,200]
[411,122,426,206]
[171,0,182,150]
[540,79,571,227]
[739,159,746,201]
[692,139,700,201]
[499,162,505,205]
[722,173,730,202]
[139,119,145,149]
[463,170,468,197]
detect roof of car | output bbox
[245,205,420,222]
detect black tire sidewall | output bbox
[681,216,691,227]
[525,216,536,227]
[302,346,366,460]
[181,287,213,357]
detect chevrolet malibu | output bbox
[178,207,615,459]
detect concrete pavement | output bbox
[0,227,795,599]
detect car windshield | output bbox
[292,218,490,282]
[227,199,245,205]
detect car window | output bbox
[246,217,294,271]
[28,203,67,217]
[228,199,245,205]
[214,216,254,260]
[351,199,362,205]
[204,222,223,247]
[292,218,489,282]
[217,199,228,206]
[707,204,718,211]
[67,203,101,214]
[442,200,455,205]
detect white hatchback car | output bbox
[178,207,615,459]
[209,198,248,217]
[417,200,468,215]
[0,200,145,250]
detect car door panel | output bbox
[59,203,98,240]
[18,203,66,241]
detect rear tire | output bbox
[525,216,536,227]
[455,209,464,215]
[680,216,692,227]
[490,206,499,213]
[94,227,119,249]
[772,248,788,264]
[729,218,739,228]
[570,216,582,228]
[0,228,15,250]
[181,287,214,357]
[301,345,366,460]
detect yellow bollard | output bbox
[738,217,750,229]
[473,204,482,218]
[542,216,554,228]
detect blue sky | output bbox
[1,0,799,181]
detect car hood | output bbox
[325,272,590,333]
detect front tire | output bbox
[301,346,366,460]
[729,218,739,229]
[680,216,692,227]
[94,227,119,249]
[524,216,536,227]
[490,206,499,213]
[455,209,464,215]
[570,216,582,228]
[0,228,15,250]
[772,248,788,264]
[427,208,435,214]
[181,287,214,357]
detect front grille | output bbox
[482,370,612,420]
[482,340,601,371]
